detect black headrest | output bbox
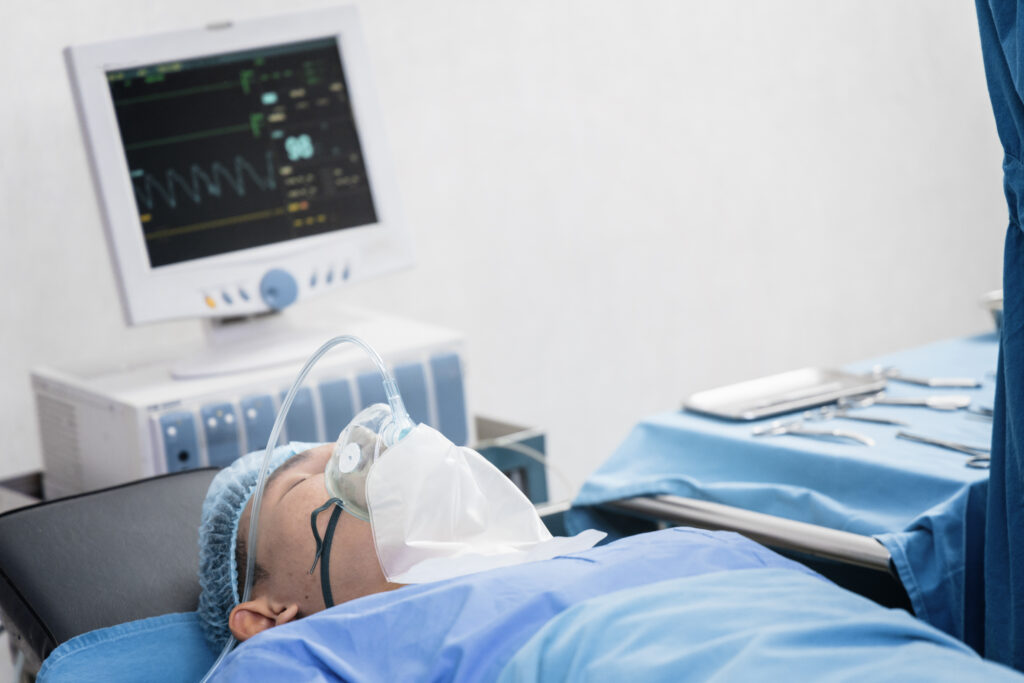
[0,468,217,665]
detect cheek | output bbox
[332,518,383,580]
[267,499,321,574]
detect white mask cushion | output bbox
[366,424,605,583]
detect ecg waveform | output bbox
[132,151,277,211]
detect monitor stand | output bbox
[170,309,368,379]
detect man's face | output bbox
[245,444,397,618]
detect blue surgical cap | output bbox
[197,442,316,649]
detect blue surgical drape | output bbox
[976,0,1024,671]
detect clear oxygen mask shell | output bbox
[324,403,395,521]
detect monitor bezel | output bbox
[65,7,412,325]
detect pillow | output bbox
[37,612,216,683]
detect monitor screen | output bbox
[67,8,412,324]
[107,37,378,268]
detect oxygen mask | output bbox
[324,403,393,522]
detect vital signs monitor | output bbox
[65,7,412,326]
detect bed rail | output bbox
[604,495,893,573]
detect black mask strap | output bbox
[308,498,344,609]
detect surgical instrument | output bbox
[753,420,875,446]
[965,455,991,469]
[840,392,971,411]
[895,431,991,468]
[684,368,886,421]
[802,405,907,426]
[873,366,982,389]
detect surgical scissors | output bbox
[895,431,991,468]
[753,420,875,446]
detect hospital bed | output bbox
[0,468,909,679]
[5,468,1014,683]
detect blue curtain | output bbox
[976,0,1024,671]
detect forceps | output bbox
[753,420,875,446]
[896,431,991,468]
[803,405,907,426]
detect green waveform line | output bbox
[115,80,238,106]
[125,123,251,152]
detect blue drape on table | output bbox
[976,0,1024,671]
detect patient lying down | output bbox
[200,420,601,652]
[197,443,1024,682]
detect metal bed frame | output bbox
[538,495,890,572]
[606,495,892,571]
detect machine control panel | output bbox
[153,352,468,472]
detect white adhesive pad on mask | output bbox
[366,424,606,583]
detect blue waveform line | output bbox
[132,151,277,210]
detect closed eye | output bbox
[279,475,309,501]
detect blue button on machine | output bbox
[280,387,319,442]
[160,411,199,473]
[394,362,430,427]
[241,395,276,452]
[259,269,298,310]
[319,378,355,440]
[431,353,468,446]
[200,402,241,467]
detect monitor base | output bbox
[170,309,369,379]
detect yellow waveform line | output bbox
[145,207,286,241]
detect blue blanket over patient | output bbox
[210,527,808,682]
[39,528,1020,682]
[500,569,1021,682]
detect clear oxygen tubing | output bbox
[200,335,413,683]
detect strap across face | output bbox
[308,498,344,609]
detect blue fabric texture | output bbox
[498,569,1024,683]
[36,612,216,683]
[975,0,1024,670]
[196,441,317,650]
[209,528,816,682]
[566,335,996,648]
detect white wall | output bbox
[0,0,1007,498]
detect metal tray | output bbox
[684,368,886,421]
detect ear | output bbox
[228,598,299,641]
